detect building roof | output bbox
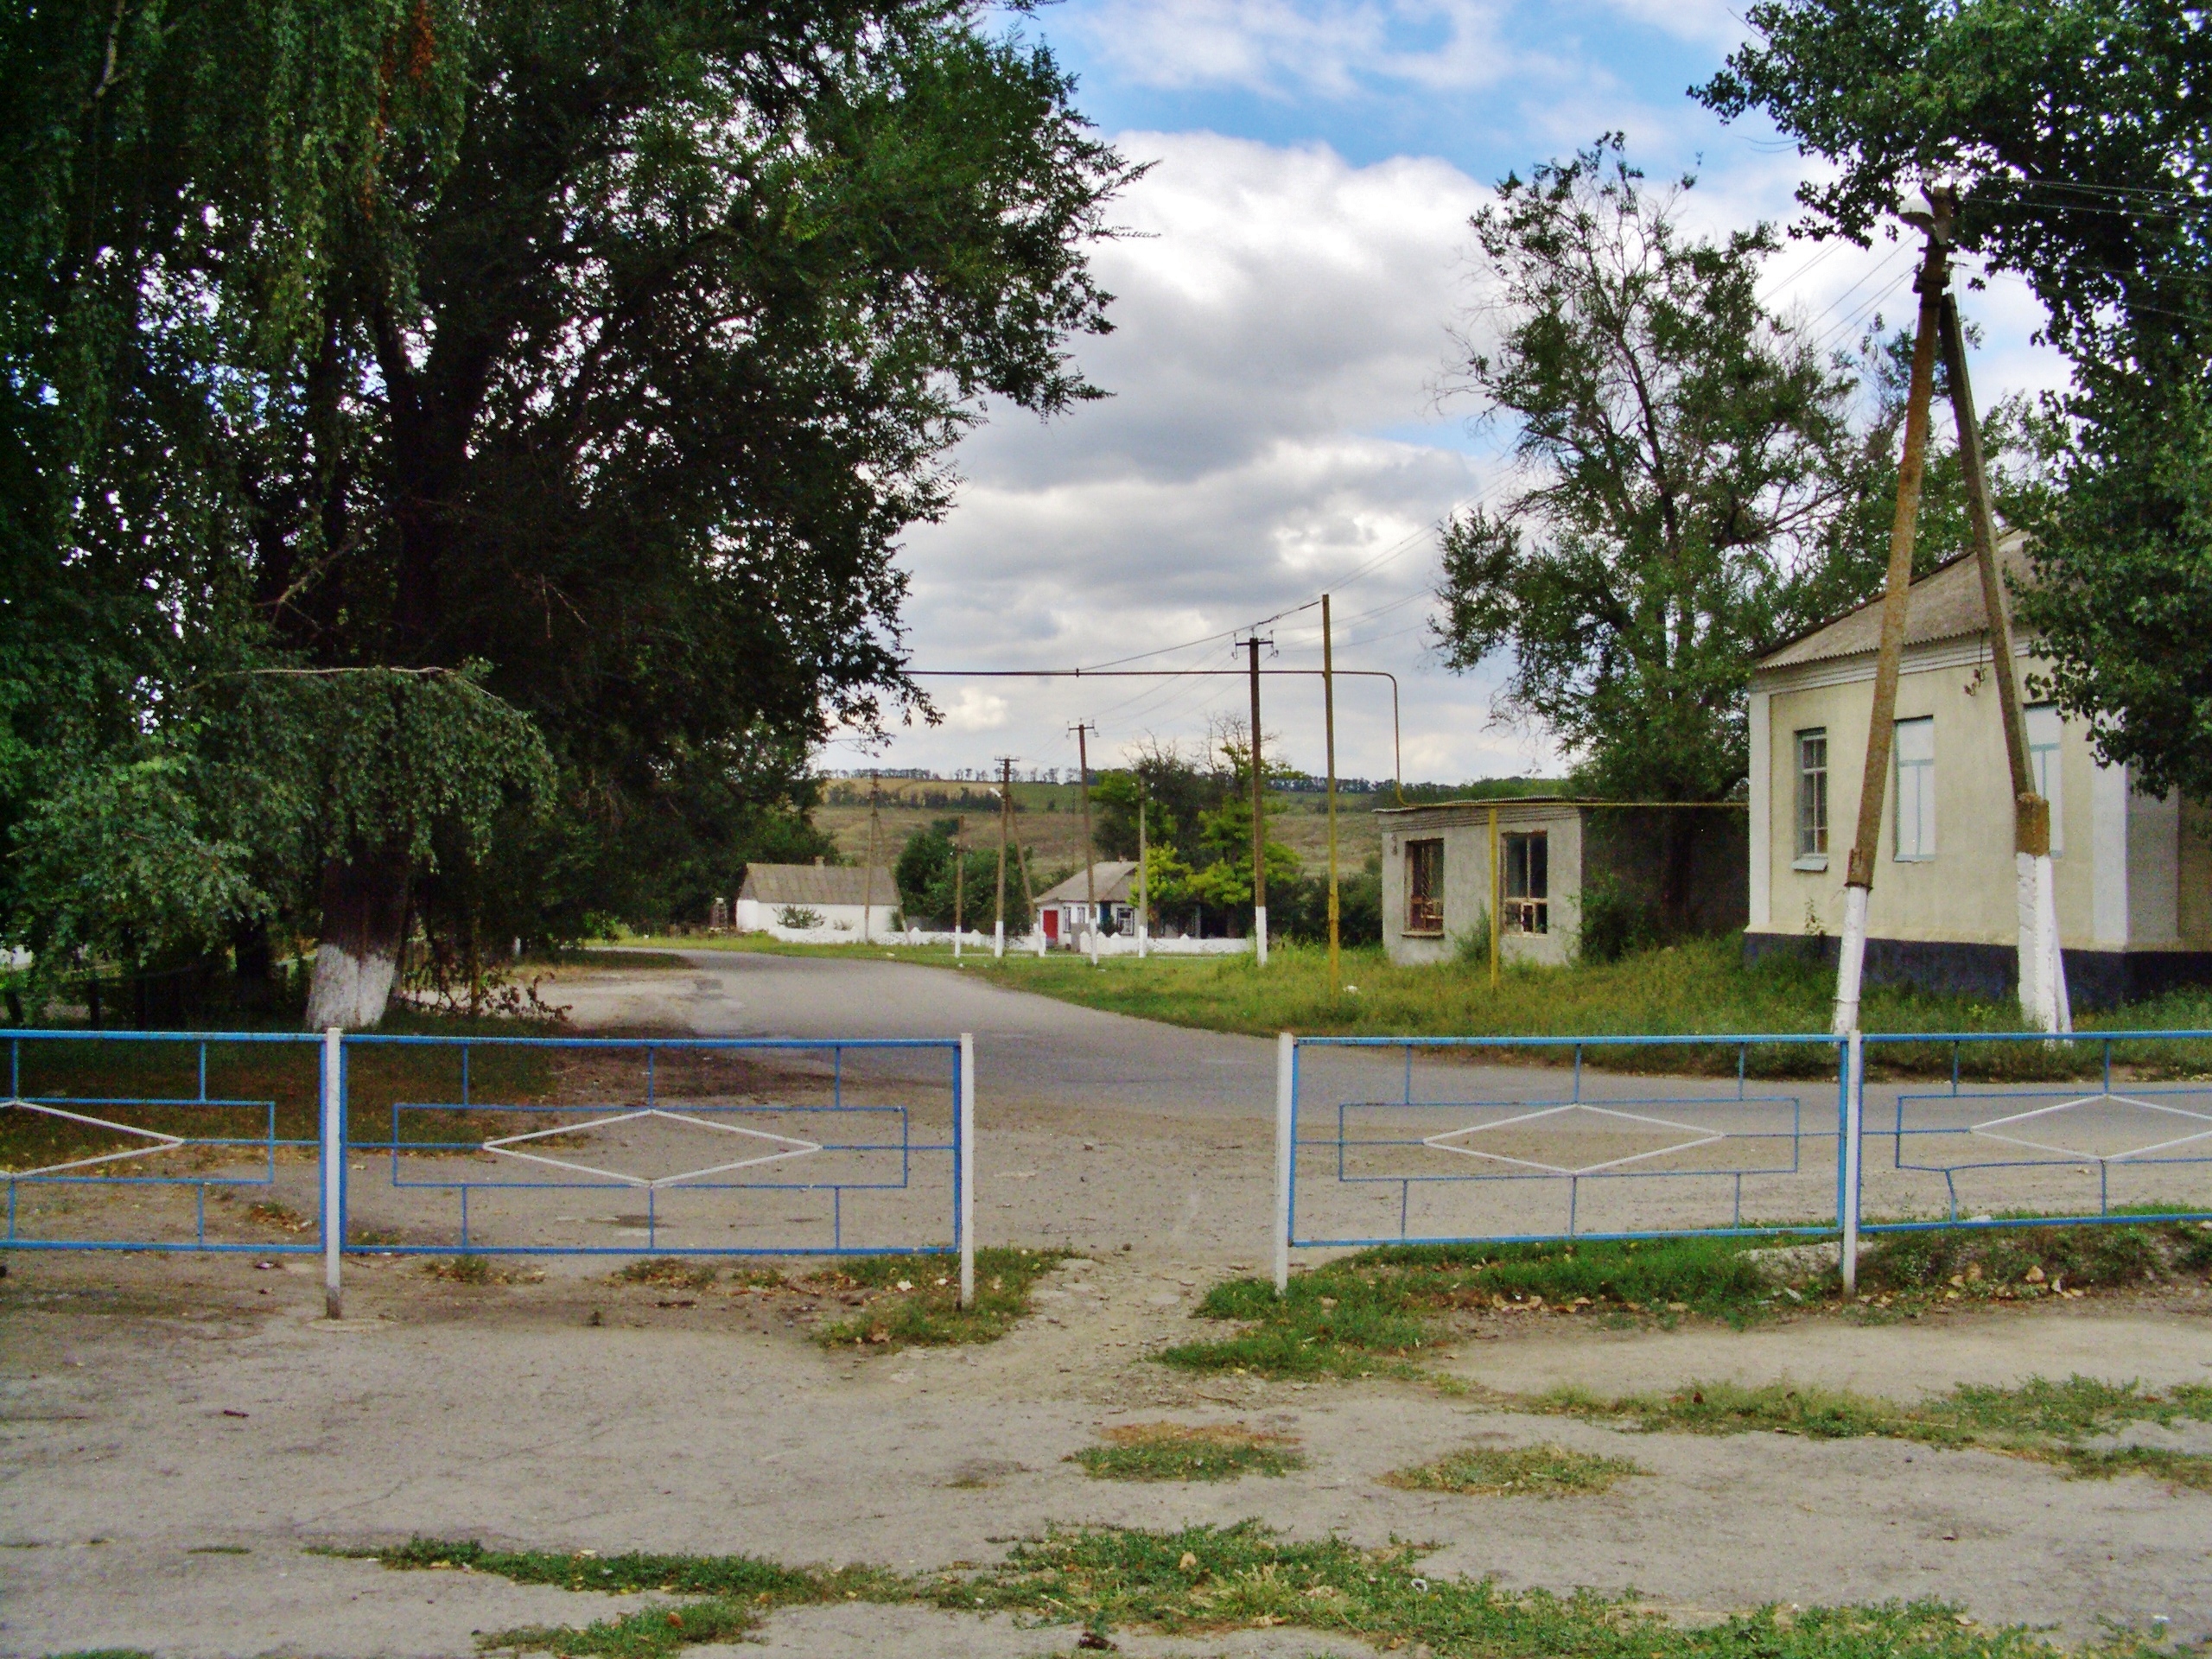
[738,863,898,907]
[1757,535,2034,672]
[1035,861,1140,906]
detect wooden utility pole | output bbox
[952,815,965,959]
[1017,839,1046,957]
[1073,722,1099,964]
[993,757,1014,959]
[1241,634,1273,965]
[1488,804,1503,991]
[1834,190,1951,1035]
[1938,287,2071,1033]
[1323,594,1341,988]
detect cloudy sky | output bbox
[827,0,2069,786]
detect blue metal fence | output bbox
[2,1030,326,1255]
[1860,1029,2212,1234]
[1274,1033,1847,1281]
[2,1028,977,1310]
[340,1033,970,1260]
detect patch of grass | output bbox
[613,1257,718,1290]
[43,1650,157,1659]
[423,1255,495,1285]
[810,1248,1071,1352]
[945,935,2212,1083]
[1382,1443,1647,1497]
[186,1544,251,1554]
[1162,1234,1797,1377]
[1168,1224,2212,1380]
[1067,1422,1305,1482]
[1535,1373,2212,1491]
[353,1522,2160,1659]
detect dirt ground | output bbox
[9,957,2212,1657]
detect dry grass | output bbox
[1068,1422,1306,1482]
[1382,1442,1648,1497]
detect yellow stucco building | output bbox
[1746,539,2212,1006]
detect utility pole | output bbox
[1322,594,1341,988]
[952,815,965,959]
[861,770,881,945]
[1939,279,2071,1033]
[1834,188,1951,1036]
[994,757,1014,959]
[1241,633,1273,966]
[1072,722,1099,965]
[1136,774,1149,961]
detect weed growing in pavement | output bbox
[1534,1375,2212,1490]
[1164,1224,2212,1379]
[810,1247,1071,1353]
[1382,1443,1647,1497]
[354,1522,2171,1659]
[422,1255,494,1285]
[613,1258,718,1290]
[1067,1423,1305,1482]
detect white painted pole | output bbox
[1254,906,1268,968]
[1841,1029,1864,1294]
[321,1027,344,1319]
[1832,885,1869,1037]
[1273,1032,1294,1294]
[993,918,1003,960]
[957,1032,976,1310]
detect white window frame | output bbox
[1794,728,1828,869]
[1892,716,1936,861]
[2025,702,2064,855]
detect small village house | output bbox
[734,861,900,939]
[1746,538,2212,1004]
[1378,798,1745,966]
[1034,861,1138,949]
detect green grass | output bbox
[1066,1422,1306,1482]
[613,1257,719,1290]
[352,1522,2171,1659]
[1382,1443,1649,1497]
[1164,1224,2212,1380]
[809,1248,1071,1351]
[1535,1374,2212,1490]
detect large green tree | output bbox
[5,0,1131,1024]
[1699,0,2212,801]
[1433,140,1891,922]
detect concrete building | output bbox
[1378,798,1745,967]
[1745,540,2212,1005]
[734,862,899,940]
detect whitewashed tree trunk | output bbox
[305,850,410,1030]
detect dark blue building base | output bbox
[1741,931,2212,1013]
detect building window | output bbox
[1503,831,1548,934]
[2025,702,2063,855]
[1795,728,1828,866]
[1405,839,1444,935]
[1892,715,1936,860]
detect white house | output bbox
[734,861,900,941]
[1033,861,1138,950]
[1747,539,2212,1006]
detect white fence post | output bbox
[1840,1029,1864,1294]
[321,1027,343,1319]
[958,1032,976,1310]
[1273,1032,1294,1293]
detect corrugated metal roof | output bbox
[1036,861,1140,905]
[738,864,898,906]
[1758,535,2034,671]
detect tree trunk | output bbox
[306,849,411,1030]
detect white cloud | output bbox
[840,123,2070,790]
[844,132,1543,784]
[1063,0,1518,99]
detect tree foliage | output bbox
[4,0,1132,1014]
[1699,0,2212,799]
[1433,138,1881,806]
